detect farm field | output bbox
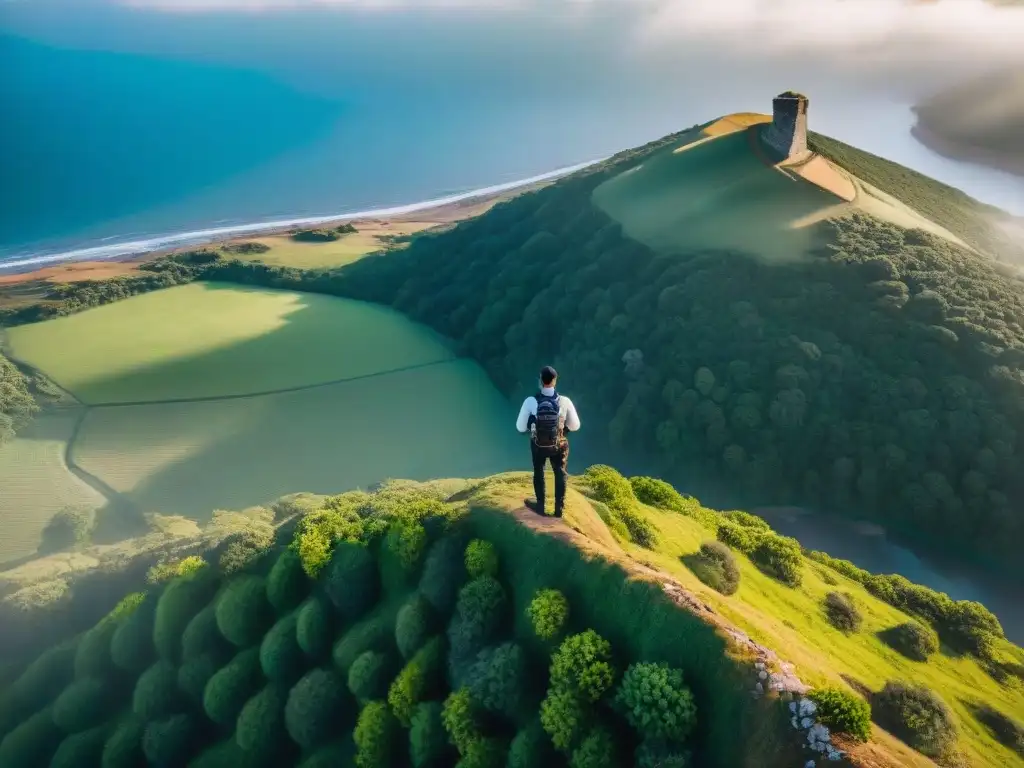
[0,410,106,564]
[72,360,522,519]
[5,282,456,404]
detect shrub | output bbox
[448,577,507,666]
[873,681,956,757]
[100,717,145,768]
[110,596,157,674]
[629,476,683,509]
[266,549,309,616]
[259,612,305,684]
[0,707,61,766]
[189,739,267,768]
[389,637,444,726]
[441,688,480,753]
[457,737,505,767]
[291,507,364,578]
[142,713,197,767]
[272,492,326,522]
[383,520,428,579]
[202,648,263,726]
[218,527,274,576]
[297,742,353,768]
[634,739,691,768]
[396,594,433,660]
[824,592,863,633]
[323,542,378,622]
[723,510,771,530]
[508,720,553,768]
[235,685,287,755]
[182,604,229,661]
[51,725,110,768]
[617,506,659,549]
[216,575,273,648]
[333,614,395,675]
[752,534,803,586]
[464,540,498,579]
[971,703,1024,756]
[583,465,636,511]
[808,687,871,742]
[154,571,218,662]
[715,521,757,553]
[467,642,525,717]
[2,644,76,730]
[527,589,569,641]
[38,505,96,554]
[540,688,588,751]
[410,701,448,767]
[147,556,207,585]
[132,661,183,721]
[551,630,615,702]
[419,535,468,616]
[347,651,390,702]
[881,621,939,661]
[571,727,618,768]
[53,677,116,733]
[691,541,741,596]
[354,701,398,768]
[943,600,1003,656]
[296,595,335,661]
[74,620,118,679]
[615,662,696,741]
[284,668,350,751]
[178,653,221,704]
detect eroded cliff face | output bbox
[912,69,1024,178]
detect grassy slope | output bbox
[5,282,456,404]
[0,411,105,564]
[246,226,429,269]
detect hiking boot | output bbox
[524,499,546,517]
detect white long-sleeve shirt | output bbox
[516,387,581,434]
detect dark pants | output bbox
[532,440,569,516]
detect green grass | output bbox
[6,283,456,405]
[72,360,523,520]
[245,228,430,270]
[599,493,1024,768]
[0,411,106,564]
[592,129,843,263]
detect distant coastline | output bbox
[0,158,604,275]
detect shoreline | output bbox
[0,158,604,276]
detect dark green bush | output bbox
[266,549,309,616]
[467,642,525,717]
[441,688,480,754]
[382,520,428,581]
[396,594,433,660]
[464,540,498,579]
[751,534,802,586]
[551,630,616,702]
[154,569,218,661]
[53,678,117,733]
[540,688,588,751]
[111,596,157,674]
[296,596,335,661]
[409,701,448,768]
[691,541,740,596]
[448,577,506,664]
[296,742,353,768]
[215,575,272,648]
[354,700,398,768]
[178,653,222,705]
[617,506,659,549]
[615,662,696,741]
[389,637,444,726]
[133,661,183,721]
[570,727,618,768]
[235,685,287,756]
[634,739,691,768]
[284,668,350,751]
[332,614,394,675]
[188,738,269,768]
[971,703,1024,756]
[943,600,1003,656]
[3,644,76,728]
[880,621,939,661]
[142,713,197,767]
[260,613,305,685]
[526,589,569,641]
[456,737,505,768]
[202,648,263,726]
[419,535,468,616]
[74,620,118,679]
[347,651,390,702]
[38,505,96,554]
[0,707,61,766]
[507,720,554,768]
[323,542,378,622]
[100,717,145,768]
[823,592,863,633]
[873,680,956,757]
[808,687,871,742]
[51,725,110,768]
[629,476,685,510]
[182,604,229,661]
[715,521,757,553]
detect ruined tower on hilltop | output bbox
[762,91,809,161]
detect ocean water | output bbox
[3,0,1023,267]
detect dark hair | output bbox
[540,366,558,385]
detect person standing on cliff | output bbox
[515,366,581,518]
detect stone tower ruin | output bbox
[762,91,809,160]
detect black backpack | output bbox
[533,391,563,449]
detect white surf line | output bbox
[0,158,607,272]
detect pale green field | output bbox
[73,359,524,519]
[246,224,434,269]
[0,411,106,564]
[620,499,1024,768]
[6,282,455,405]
